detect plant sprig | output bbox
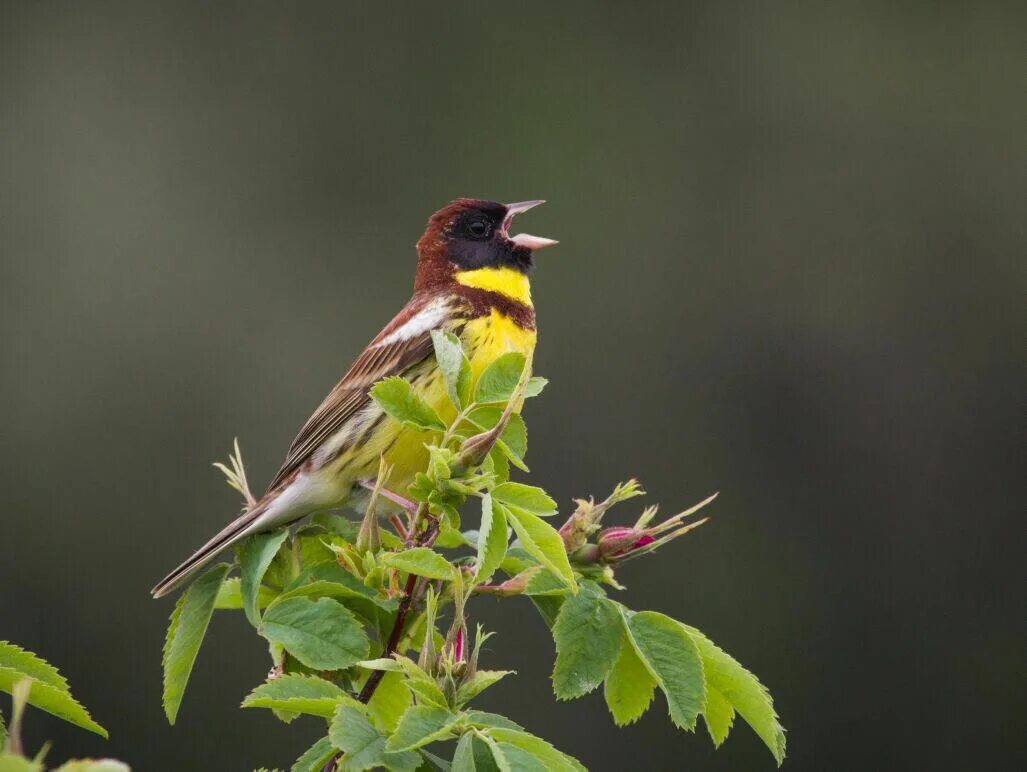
[162,332,786,770]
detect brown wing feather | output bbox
[264,295,451,493]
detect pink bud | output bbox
[597,527,656,558]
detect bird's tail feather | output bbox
[150,501,271,598]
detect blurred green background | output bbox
[1,2,1023,770]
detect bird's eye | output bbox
[466,219,491,239]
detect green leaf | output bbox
[522,568,572,597]
[701,685,735,748]
[453,733,502,772]
[451,733,476,772]
[474,353,527,404]
[492,483,557,517]
[214,577,277,610]
[0,643,70,692]
[625,611,705,731]
[681,625,786,764]
[241,674,351,719]
[0,755,41,772]
[240,529,290,626]
[603,637,656,726]
[455,671,514,706]
[162,562,230,724]
[0,706,6,751]
[473,495,508,584]
[432,330,472,409]
[551,582,621,700]
[371,376,446,432]
[523,377,547,398]
[463,711,523,731]
[262,597,369,670]
[0,670,107,739]
[291,735,335,772]
[366,671,411,733]
[329,705,420,772]
[382,548,454,580]
[503,505,575,589]
[386,706,460,752]
[487,729,584,772]
[52,762,129,772]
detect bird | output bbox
[151,199,556,598]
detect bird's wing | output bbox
[265,294,455,493]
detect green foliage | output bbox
[239,529,290,626]
[159,332,785,769]
[0,644,122,769]
[472,495,507,584]
[603,635,656,726]
[551,583,621,699]
[241,674,354,719]
[431,330,472,409]
[261,597,369,670]
[162,562,230,724]
[624,611,705,731]
[503,505,575,589]
[381,548,454,580]
[370,377,446,432]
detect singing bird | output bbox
[151,199,556,598]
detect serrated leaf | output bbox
[625,611,705,731]
[162,562,230,724]
[371,377,446,432]
[491,483,557,517]
[241,674,351,719]
[404,679,449,709]
[473,352,527,404]
[502,505,575,589]
[551,582,621,700]
[386,705,460,752]
[681,625,786,764]
[487,729,584,772]
[473,495,508,584]
[366,671,411,733]
[432,330,472,409]
[522,567,572,597]
[262,597,369,670]
[0,669,107,739]
[603,637,656,726]
[523,377,547,398]
[329,705,420,772]
[291,735,335,772]
[382,548,454,580]
[214,577,277,610]
[463,711,523,731]
[0,643,70,693]
[240,529,290,626]
[453,733,502,772]
[701,685,735,747]
[454,670,514,706]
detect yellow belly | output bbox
[325,310,536,502]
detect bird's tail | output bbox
[150,500,272,599]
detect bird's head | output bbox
[415,199,557,291]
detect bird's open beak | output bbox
[503,200,558,250]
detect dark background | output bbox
[1,2,1023,770]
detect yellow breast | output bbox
[461,309,537,381]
